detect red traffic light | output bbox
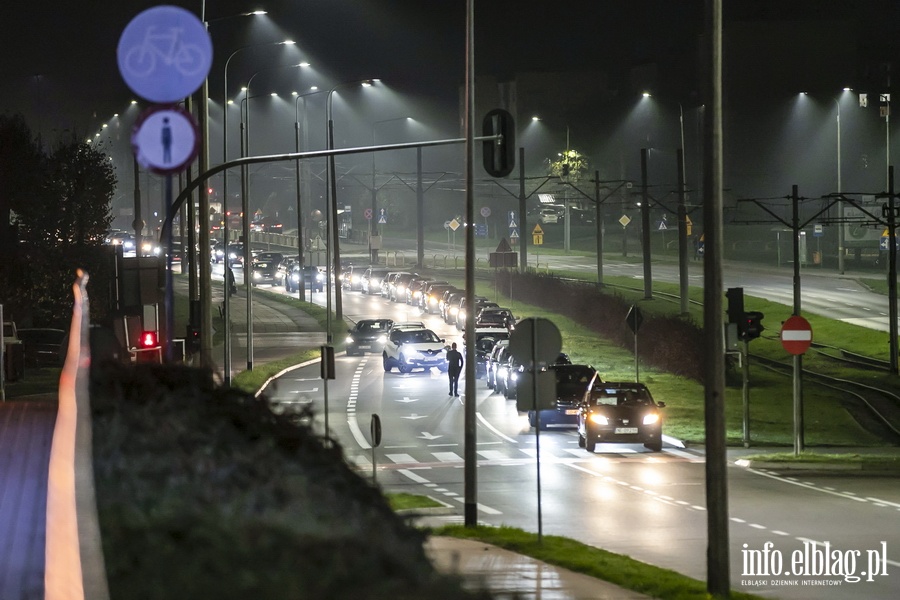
[139,331,159,348]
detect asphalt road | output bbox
[258,278,900,599]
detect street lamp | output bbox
[239,61,311,372]
[221,38,295,383]
[371,116,412,262]
[835,87,853,274]
[326,78,378,326]
[293,86,326,300]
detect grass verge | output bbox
[431,524,767,600]
[740,451,900,468]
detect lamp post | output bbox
[293,86,326,300]
[836,94,844,274]
[220,39,294,383]
[326,79,376,326]
[239,61,311,372]
[370,116,411,262]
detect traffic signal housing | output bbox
[139,330,159,349]
[725,287,744,326]
[742,311,765,341]
[482,109,515,177]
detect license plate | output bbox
[358,345,370,349]
[565,409,579,415]
[614,427,639,434]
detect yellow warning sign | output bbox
[533,233,544,245]
[532,223,544,235]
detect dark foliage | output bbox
[497,271,706,382]
[90,363,496,600]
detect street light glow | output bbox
[642,91,651,97]
[532,115,541,121]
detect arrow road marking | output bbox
[401,414,427,420]
[419,432,442,440]
[395,396,418,403]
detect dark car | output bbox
[485,340,509,390]
[577,380,666,452]
[361,267,392,295]
[342,265,367,291]
[405,276,435,305]
[421,283,455,314]
[389,272,417,302]
[527,363,597,429]
[441,291,466,323]
[17,328,66,367]
[466,329,509,379]
[475,307,516,330]
[346,318,393,356]
[290,264,326,292]
[250,252,285,285]
[225,242,245,267]
[275,256,297,288]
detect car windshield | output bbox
[555,366,595,393]
[591,387,653,407]
[358,320,391,333]
[399,330,441,344]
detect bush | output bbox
[497,271,706,381]
[90,363,494,600]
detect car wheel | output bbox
[645,438,663,452]
[578,433,586,448]
[438,365,448,373]
[585,439,596,453]
[398,362,412,374]
[528,412,536,428]
[382,354,392,372]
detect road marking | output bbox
[475,412,518,443]
[348,417,370,449]
[386,453,417,464]
[477,450,508,461]
[749,468,868,502]
[432,452,463,462]
[397,469,429,483]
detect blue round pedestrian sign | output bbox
[117,5,213,103]
[131,105,199,174]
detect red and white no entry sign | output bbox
[781,315,813,355]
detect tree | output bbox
[548,149,589,183]
[2,130,117,327]
[0,114,43,253]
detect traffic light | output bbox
[742,311,765,341]
[139,330,159,348]
[482,109,515,177]
[320,345,335,380]
[725,287,744,326]
[186,325,200,354]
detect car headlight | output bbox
[404,350,424,362]
[253,272,261,280]
[396,286,405,295]
[291,273,299,282]
[351,275,360,284]
[498,367,508,378]
[377,335,387,344]
[346,336,354,344]
[450,307,458,316]
[589,413,609,425]
[413,290,422,298]
[510,372,519,382]
[316,273,325,282]
[642,413,660,425]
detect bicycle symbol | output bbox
[124,26,206,78]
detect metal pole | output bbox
[164,174,174,363]
[742,338,750,447]
[595,170,603,286]
[792,184,804,451]
[677,150,689,315]
[294,111,305,299]
[702,0,730,594]
[888,167,898,374]
[417,147,424,268]
[836,99,845,274]
[328,118,342,322]
[241,100,253,371]
[519,147,527,271]
[463,0,477,529]
[640,148,652,299]
[532,322,542,544]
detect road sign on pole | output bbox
[780,315,812,355]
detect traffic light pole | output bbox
[791,185,804,451]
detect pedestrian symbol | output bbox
[378,208,387,224]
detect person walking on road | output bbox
[447,342,463,396]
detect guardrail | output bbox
[46,269,109,600]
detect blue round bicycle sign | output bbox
[117,5,212,103]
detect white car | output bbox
[382,328,449,374]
